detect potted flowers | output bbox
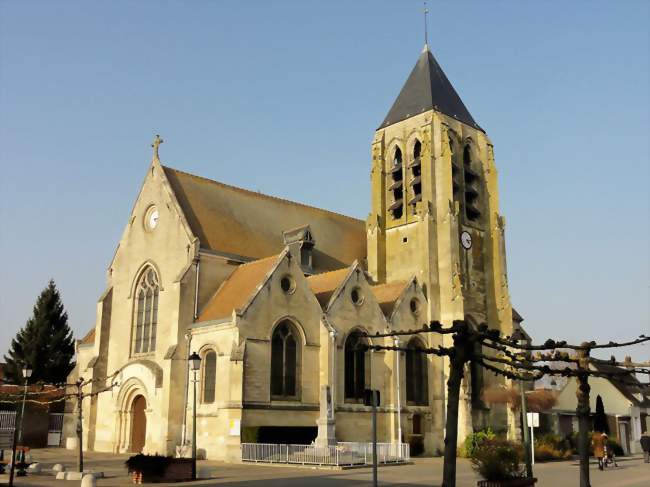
[470,439,536,487]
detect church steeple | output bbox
[379,47,481,131]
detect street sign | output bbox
[527,412,540,428]
[526,412,540,465]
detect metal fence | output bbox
[241,442,409,466]
[0,411,17,449]
[0,411,16,430]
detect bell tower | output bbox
[366,45,512,335]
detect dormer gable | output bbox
[313,262,388,337]
[282,224,316,274]
[383,277,429,332]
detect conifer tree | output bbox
[593,394,609,434]
[3,279,75,384]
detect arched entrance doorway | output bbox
[131,395,147,453]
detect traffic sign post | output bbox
[527,412,540,465]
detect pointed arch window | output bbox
[271,321,299,398]
[405,338,428,405]
[132,267,159,355]
[202,350,217,404]
[388,147,404,219]
[409,140,422,206]
[345,331,368,401]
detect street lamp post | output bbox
[511,329,533,479]
[188,352,201,481]
[16,366,32,477]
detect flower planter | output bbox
[477,478,537,487]
[128,457,193,484]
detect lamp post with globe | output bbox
[188,352,201,480]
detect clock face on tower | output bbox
[145,206,159,231]
[461,231,472,250]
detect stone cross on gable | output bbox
[151,134,164,161]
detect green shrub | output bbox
[470,438,525,481]
[460,428,496,458]
[533,433,574,461]
[568,431,626,457]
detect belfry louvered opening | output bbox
[389,147,404,219]
[409,140,422,206]
[463,145,481,221]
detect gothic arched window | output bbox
[344,331,368,401]
[271,321,298,398]
[388,147,404,219]
[202,350,217,403]
[405,338,428,405]
[409,140,422,206]
[132,267,159,354]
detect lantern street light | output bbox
[17,366,32,476]
[511,329,533,479]
[188,352,201,481]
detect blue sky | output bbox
[0,1,648,361]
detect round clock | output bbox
[145,206,159,230]
[460,231,472,250]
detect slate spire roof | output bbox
[379,45,482,131]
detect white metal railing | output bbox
[0,411,16,430]
[241,442,409,466]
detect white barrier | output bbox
[241,441,409,466]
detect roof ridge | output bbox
[163,165,363,224]
[236,254,280,269]
[307,267,350,280]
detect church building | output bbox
[66,43,516,461]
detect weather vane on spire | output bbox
[151,134,163,161]
[423,1,429,51]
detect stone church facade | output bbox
[66,45,516,461]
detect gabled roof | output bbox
[371,281,409,317]
[306,268,351,309]
[80,328,95,345]
[591,362,650,407]
[162,166,365,269]
[379,47,481,131]
[198,254,281,322]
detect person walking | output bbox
[641,433,650,463]
[592,431,607,470]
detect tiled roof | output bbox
[163,166,366,270]
[198,255,280,322]
[512,308,524,323]
[80,328,95,345]
[379,47,481,131]
[371,281,408,317]
[306,268,351,308]
[591,362,650,407]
